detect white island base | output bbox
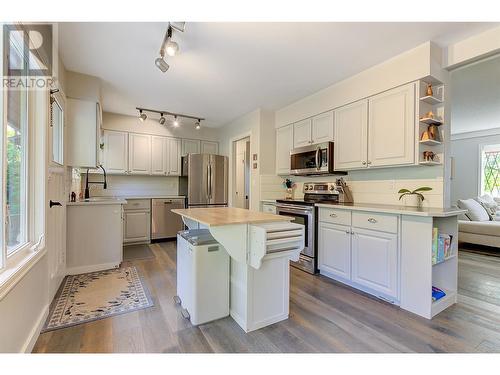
[173,208,304,332]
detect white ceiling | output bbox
[59,22,498,127]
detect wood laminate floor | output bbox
[33,242,500,353]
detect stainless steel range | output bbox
[275,179,353,274]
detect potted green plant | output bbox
[398,186,433,207]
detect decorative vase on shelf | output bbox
[426,84,433,96]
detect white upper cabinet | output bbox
[293,119,312,148]
[368,82,415,167]
[292,112,334,148]
[102,130,128,174]
[66,98,101,168]
[128,133,151,175]
[167,137,182,176]
[351,227,398,299]
[182,139,201,156]
[311,111,334,144]
[151,136,167,175]
[334,99,368,170]
[276,124,294,175]
[201,140,219,155]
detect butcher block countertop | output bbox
[171,207,292,227]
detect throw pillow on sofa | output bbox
[476,194,499,220]
[457,199,491,221]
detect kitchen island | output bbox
[172,207,305,332]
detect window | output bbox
[480,144,500,198]
[5,29,29,256]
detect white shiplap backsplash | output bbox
[260,174,444,208]
[80,174,180,198]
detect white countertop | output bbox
[261,199,277,204]
[315,202,466,217]
[67,198,128,206]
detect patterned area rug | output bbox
[42,266,153,332]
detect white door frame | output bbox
[228,132,251,208]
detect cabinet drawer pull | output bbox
[367,161,372,165]
[329,213,337,218]
[367,218,377,223]
[345,230,350,234]
[361,161,367,165]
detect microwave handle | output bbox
[315,147,321,171]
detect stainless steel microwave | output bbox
[290,142,346,176]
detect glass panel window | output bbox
[5,29,29,255]
[481,144,500,198]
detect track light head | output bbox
[159,113,166,125]
[139,110,147,122]
[195,119,201,130]
[155,57,169,73]
[173,115,179,127]
[166,39,179,57]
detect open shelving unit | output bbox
[417,79,445,167]
[430,216,458,318]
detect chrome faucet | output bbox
[84,165,107,199]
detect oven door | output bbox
[290,143,330,175]
[275,204,314,258]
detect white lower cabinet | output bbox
[318,222,351,280]
[123,199,151,244]
[123,211,151,244]
[351,228,398,300]
[318,208,399,303]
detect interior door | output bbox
[210,155,228,205]
[234,139,246,208]
[188,154,209,205]
[47,168,66,299]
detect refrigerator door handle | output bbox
[206,164,210,200]
[208,163,212,199]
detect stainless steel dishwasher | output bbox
[151,198,186,240]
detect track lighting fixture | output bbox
[155,22,185,72]
[136,108,204,129]
[155,54,169,73]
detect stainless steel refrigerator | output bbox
[179,154,228,207]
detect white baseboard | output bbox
[66,262,120,275]
[22,303,49,353]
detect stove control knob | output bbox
[329,185,335,191]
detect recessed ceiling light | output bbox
[139,110,147,122]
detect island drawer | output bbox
[352,211,398,233]
[319,208,351,226]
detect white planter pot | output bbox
[403,194,422,207]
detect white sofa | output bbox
[457,195,500,248]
